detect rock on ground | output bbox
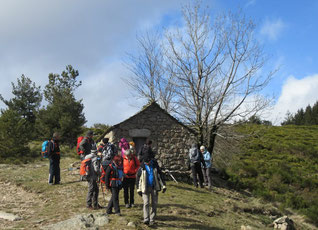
[42,213,109,230]
[0,211,22,221]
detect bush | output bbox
[227,124,318,225]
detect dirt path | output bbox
[0,180,46,229]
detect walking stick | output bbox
[100,181,108,207]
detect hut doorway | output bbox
[133,137,147,155]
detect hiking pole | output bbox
[166,169,178,184]
[100,181,107,207]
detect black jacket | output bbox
[105,163,123,189]
[48,139,60,160]
[79,137,95,156]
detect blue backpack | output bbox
[41,140,52,158]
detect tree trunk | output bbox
[208,125,218,154]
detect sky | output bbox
[0,0,317,126]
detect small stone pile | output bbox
[273,216,295,230]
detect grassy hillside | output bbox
[227,124,318,225]
[0,155,316,229]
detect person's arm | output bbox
[134,156,141,174]
[155,161,166,186]
[47,141,54,157]
[204,152,211,161]
[200,151,206,168]
[135,168,141,189]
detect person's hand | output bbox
[138,191,142,197]
[162,187,166,193]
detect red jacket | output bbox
[123,155,140,178]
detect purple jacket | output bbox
[119,138,129,157]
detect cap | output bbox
[86,130,94,136]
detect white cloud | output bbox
[269,74,318,125]
[0,0,189,126]
[245,0,256,8]
[260,18,286,41]
[75,61,146,126]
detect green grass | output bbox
[0,155,315,229]
[227,124,318,226]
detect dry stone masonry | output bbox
[102,102,195,181]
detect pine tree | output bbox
[0,109,32,163]
[36,65,86,145]
[0,75,42,137]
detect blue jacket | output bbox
[202,151,212,168]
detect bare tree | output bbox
[125,31,176,112]
[125,2,276,153]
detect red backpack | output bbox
[76,136,85,155]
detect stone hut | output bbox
[100,102,196,179]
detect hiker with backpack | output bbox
[188,143,206,188]
[48,132,61,185]
[98,138,109,155]
[79,130,96,161]
[123,143,140,208]
[136,152,166,226]
[200,146,212,189]
[105,155,124,216]
[138,140,155,161]
[83,149,103,209]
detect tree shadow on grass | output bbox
[169,184,209,194]
[154,215,225,230]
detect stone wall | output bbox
[103,103,195,177]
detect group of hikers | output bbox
[45,130,213,226]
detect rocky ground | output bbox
[0,158,316,230]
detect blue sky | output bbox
[0,0,317,126]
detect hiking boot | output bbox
[115,212,121,216]
[48,183,53,185]
[125,204,131,208]
[93,204,103,210]
[143,220,149,225]
[87,205,93,210]
[131,204,135,208]
[106,211,113,215]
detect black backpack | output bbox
[189,148,200,163]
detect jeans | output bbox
[190,162,204,187]
[48,157,60,184]
[107,187,120,214]
[123,177,136,205]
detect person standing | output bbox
[48,132,61,185]
[200,146,212,189]
[119,138,129,158]
[105,155,124,216]
[79,130,96,161]
[98,138,109,154]
[85,149,103,209]
[136,154,166,226]
[188,143,206,188]
[123,145,140,208]
[138,140,155,161]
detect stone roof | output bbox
[97,101,195,141]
